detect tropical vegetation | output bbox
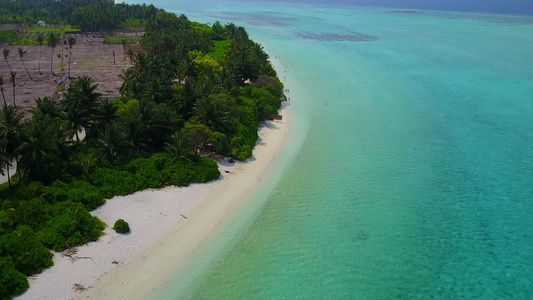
[0,3,285,300]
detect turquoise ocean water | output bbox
[128,1,533,298]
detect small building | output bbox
[37,20,46,27]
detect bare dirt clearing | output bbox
[1,34,133,112]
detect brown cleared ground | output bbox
[0,34,135,113]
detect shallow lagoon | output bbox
[127,1,533,298]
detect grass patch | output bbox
[209,40,231,62]
[11,39,40,45]
[75,62,92,66]
[0,30,17,43]
[26,27,63,34]
[104,35,142,44]
[26,25,79,34]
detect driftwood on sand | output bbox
[62,247,96,265]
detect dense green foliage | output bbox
[0,30,17,44]
[0,0,160,32]
[0,256,28,300]
[120,11,284,161]
[113,219,130,234]
[0,5,284,299]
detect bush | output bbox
[0,256,29,300]
[0,226,53,276]
[208,131,230,155]
[0,30,17,44]
[113,219,130,234]
[38,202,105,251]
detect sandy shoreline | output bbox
[15,103,289,300]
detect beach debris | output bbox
[73,283,87,292]
[77,256,97,265]
[62,247,96,265]
[180,214,188,219]
[267,114,283,120]
[62,247,78,257]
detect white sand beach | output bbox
[14,104,290,300]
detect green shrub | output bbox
[231,145,253,161]
[113,219,130,234]
[0,256,29,299]
[208,131,230,155]
[0,30,17,44]
[38,202,105,251]
[0,226,53,276]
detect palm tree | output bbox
[0,105,23,187]
[97,123,131,161]
[3,49,12,72]
[67,37,76,79]
[47,118,73,163]
[17,118,60,183]
[123,114,149,155]
[63,76,101,140]
[127,48,135,64]
[47,32,60,76]
[0,76,6,106]
[63,104,86,142]
[92,100,119,134]
[165,132,194,160]
[121,39,126,61]
[192,94,236,134]
[9,72,16,107]
[36,33,44,75]
[31,97,64,119]
[0,138,9,179]
[18,48,33,81]
[123,100,177,154]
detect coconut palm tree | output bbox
[127,48,135,64]
[92,100,119,135]
[0,138,9,179]
[0,76,6,106]
[9,72,16,107]
[0,105,23,187]
[192,94,236,134]
[17,118,60,183]
[18,48,33,81]
[47,32,60,76]
[63,76,101,141]
[31,97,64,119]
[67,37,76,79]
[36,33,44,75]
[3,49,12,72]
[165,132,194,160]
[97,123,131,161]
[121,38,127,61]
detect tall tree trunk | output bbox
[38,45,43,75]
[68,48,72,78]
[12,82,15,107]
[16,157,20,182]
[51,47,56,76]
[4,59,11,72]
[6,159,11,188]
[21,59,33,80]
[0,88,5,106]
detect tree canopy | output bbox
[0,8,285,300]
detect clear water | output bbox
[127,1,533,298]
